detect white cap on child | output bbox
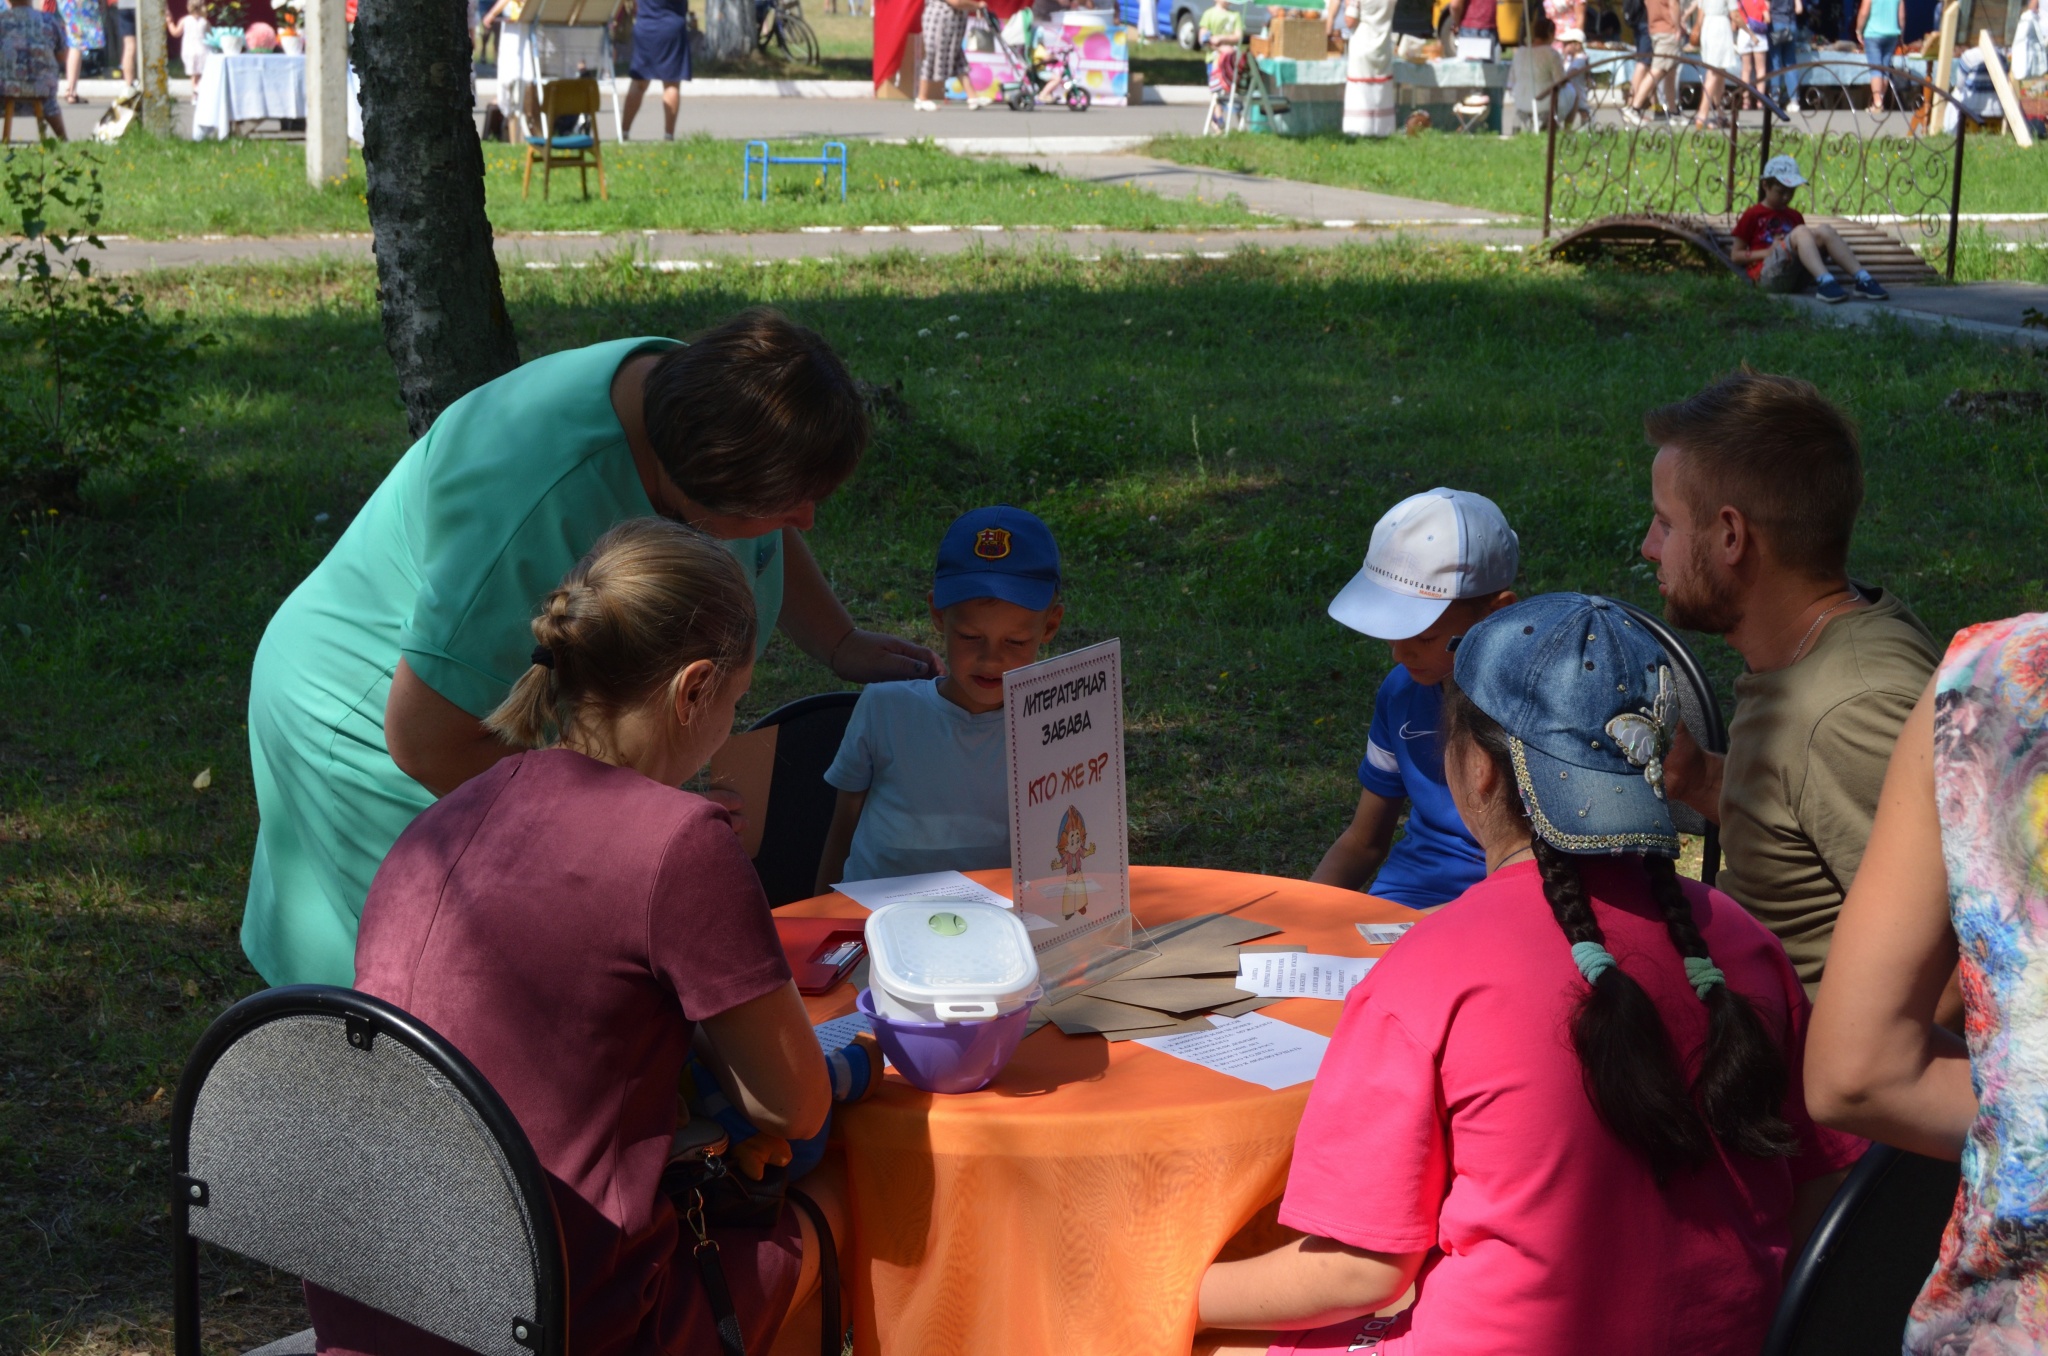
[1328,488,1519,641]
[1761,154,1806,187]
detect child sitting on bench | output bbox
[1732,154,1892,304]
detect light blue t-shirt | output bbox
[823,678,1010,883]
[1356,668,1487,909]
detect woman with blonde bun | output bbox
[313,518,857,1356]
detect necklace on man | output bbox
[1789,588,1863,665]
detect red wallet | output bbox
[774,916,868,996]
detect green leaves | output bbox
[1,144,212,515]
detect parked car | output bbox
[1113,0,1272,49]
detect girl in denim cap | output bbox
[1200,594,1863,1356]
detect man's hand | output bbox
[1662,720,1725,824]
[831,628,943,684]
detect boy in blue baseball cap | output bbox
[816,506,1063,889]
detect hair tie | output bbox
[1570,941,1617,986]
[1684,955,1726,1000]
[530,644,555,670]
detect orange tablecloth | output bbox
[781,866,1422,1356]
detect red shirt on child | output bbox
[1269,857,1865,1356]
[1734,204,1806,279]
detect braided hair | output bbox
[1441,682,1796,1182]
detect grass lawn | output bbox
[48,136,1256,237]
[6,244,2047,1353]
[1145,129,2048,221]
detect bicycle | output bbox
[755,0,821,67]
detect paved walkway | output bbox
[90,222,1540,274]
[1777,281,2048,348]
[1009,152,1512,226]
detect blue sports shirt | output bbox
[1356,668,1488,908]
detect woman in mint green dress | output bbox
[243,310,939,987]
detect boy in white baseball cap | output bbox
[1310,488,1519,907]
[1731,154,1891,304]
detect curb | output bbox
[1774,293,2048,348]
[70,75,1215,102]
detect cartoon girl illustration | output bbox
[1050,804,1097,919]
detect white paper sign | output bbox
[1235,952,1376,1000]
[832,871,1014,913]
[1135,1012,1329,1090]
[1003,639,1132,982]
[1357,923,1414,946]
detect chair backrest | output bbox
[1761,1143,1960,1356]
[542,76,600,121]
[172,985,566,1356]
[748,690,861,907]
[1603,597,1728,885]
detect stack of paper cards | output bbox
[1038,912,1298,1041]
[1357,922,1414,946]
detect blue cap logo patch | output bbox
[974,528,1013,560]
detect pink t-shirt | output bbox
[1272,858,1864,1356]
[311,749,799,1356]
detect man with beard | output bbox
[1639,371,1938,995]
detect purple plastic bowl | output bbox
[857,988,1034,1094]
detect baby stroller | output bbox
[984,9,1093,111]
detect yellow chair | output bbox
[2,95,52,143]
[521,78,607,201]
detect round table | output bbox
[781,865,1421,1356]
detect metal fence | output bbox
[1538,53,1986,279]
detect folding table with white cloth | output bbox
[191,52,305,139]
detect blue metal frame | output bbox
[742,140,849,204]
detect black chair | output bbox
[1607,598,1729,887]
[1761,1142,1960,1356]
[172,985,567,1356]
[747,690,862,907]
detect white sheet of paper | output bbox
[1134,1012,1329,1090]
[1235,951,1376,1000]
[1357,923,1414,946]
[812,1011,874,1049]
[832,871,1014,913]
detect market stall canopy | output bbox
[875,0,1032,89]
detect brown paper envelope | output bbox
[1211,995,1281,1018]
[1084,977,1255,1016]
[1115,947,1246,980]
[1104,1015,1219,1041]
[1046,994,1191,1036]
[1136,913,1285,949]
[706,725,778,858]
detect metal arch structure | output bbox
[1537,52,1991,281]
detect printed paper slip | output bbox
[832,871,1015,913]
[1357,923,1413,946]
[1134,1013,1329,1090]
[1235,952,1376,1000]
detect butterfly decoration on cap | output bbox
[1605,666,1675,800]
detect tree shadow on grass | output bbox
[6,245,2044,1350]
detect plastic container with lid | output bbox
[864,902,1041,1024]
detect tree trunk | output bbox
[702,0,755,62]
[355,0,521,438]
